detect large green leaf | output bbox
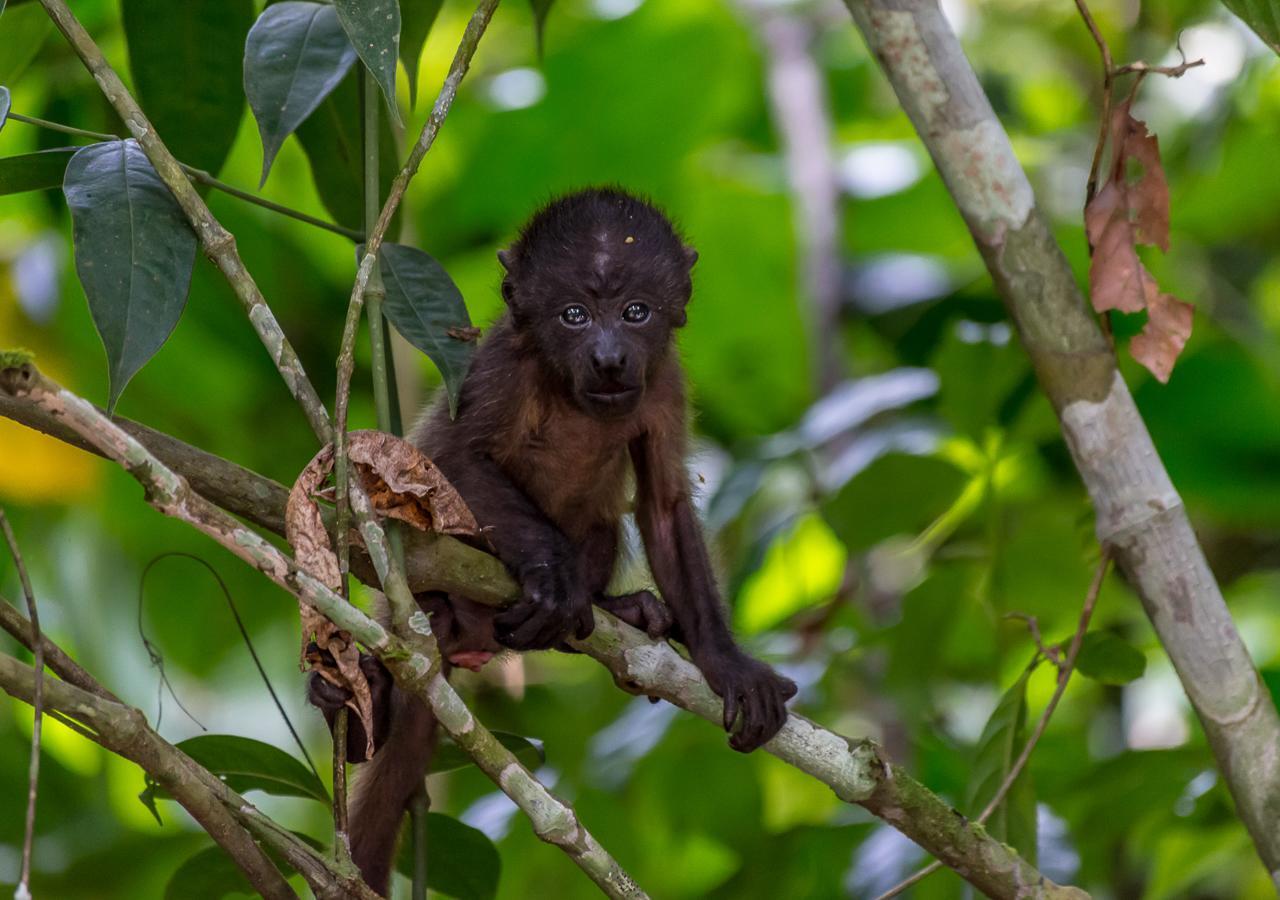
[1224,1,1280,55]
[430,731,545,774]
[966,664,1037,865]
[244,1,357,185]
[121,0,253,176]
[400,0,444,107]
[142,734,328,806]
[63,140,196,413]
[332,0,402,122]
[377,242,476,417]
[295,66,399,235]
[395,813,500,900]
[163,833,326,900]
[0,2,50,85]
[0,148,76,195]
[821,453,968,553]
[1075,631,1146,685]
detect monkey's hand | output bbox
[697,646,797,753]
[305,649,393,763]
[596,590,674,639]
[494,562,595,650]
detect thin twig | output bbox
[332,708,353,867]
[874,550,1113,900]
[35,0,334,443]
[1,510,43,900]
[6,112,363,242]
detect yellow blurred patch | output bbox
[736,514,847,635]
[0,418,100,504]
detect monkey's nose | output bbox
[591,349,627,376]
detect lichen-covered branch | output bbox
[0,653,301,900]
[842,0,1280,880]
[36,0,333,443]
[0,362,644,900]
[0,380,1081,899]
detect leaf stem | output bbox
[6,111,362,241]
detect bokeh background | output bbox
[2,0,1280,896]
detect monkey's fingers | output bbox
[721,681,741,735]
[574,602,595,641]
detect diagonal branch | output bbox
[0,368,1084,900]
[35,0,333,443]
[842,0,1280,879]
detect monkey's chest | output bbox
[507,441,631,537]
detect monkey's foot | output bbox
[596,590,674,639]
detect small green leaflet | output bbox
[163,833,326,900]
[395,813,501,899]
[400,0,444,108]
[331,0,403,124]
[0,85,9,132]
[966,663,1038,865]
[1223,0,1280,55]
[140,734,328,813]
[376,242,478,417]
[63,140,196,414]
[244,1,358,186]
[1075,631,1147,685]
[0,148,77,195]
[430,731,545,774]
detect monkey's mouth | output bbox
[448,650,495,672]
[583,387,639,405]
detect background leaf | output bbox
[429,732,545,775]
[295,67,399,235]
[244,1,357,185]
[0,85,9,131]
[377,241,477,416]
[966,665,1037,865]
[0,2,50,85]
[331,0,402,122]
[0,148,76,195]
[395,813,501,900]
[1075,631,1147,685]
[529,0,555,57]
[121,0,253,176]
[400,0,444,108]
[62,139,196,413]
[1223,0,1280,54]
[147,735,328,804]
[821,453,968,553]
[163,833,326,900]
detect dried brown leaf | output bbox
[447,325,482,342]
[346,430,480,537]
[1119,108,1170,252]
[1085,182,1146,313]
[1131,274,1194,383]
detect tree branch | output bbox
[842,0,1280,880]
[0,368,1083,899]
[35,0,333,443]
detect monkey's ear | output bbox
[497,249,514,271]
[682,246,699,269]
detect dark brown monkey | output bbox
[310,187,797,894]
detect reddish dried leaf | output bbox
[1119,107,1170,252]
[1085,182,1146,313]
[1131,275,1194,383]
[346,430,479,537]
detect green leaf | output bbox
[0,148,77,195]
[429,731,544,775]
[0,85,9,132]
[395,813,500,900]
[966,665,1037,865]
[63,140,196,414]
[529,0,555,57]
[164,834,326,900]
[295,67,399,235]
[143,735,328,805]
[821,453,968,553]
[1223,0,1280,55]
[400,0,444,108]
[0,2,51,85]
[121,0,253,176]
[1075,631,1147,685]
[377,242,477,417]
[244,1,357,186]
[332,0,402,123]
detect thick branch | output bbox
[36,0,333,443]
[0,375,1081,899]
[843,0,1280,879]
[0,653,300,900]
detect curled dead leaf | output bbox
[345,430,479,536]
[1131,275,1194,384]
[447,325,482,342]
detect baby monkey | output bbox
[310,187,797,894]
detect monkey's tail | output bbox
[349,685,438,896]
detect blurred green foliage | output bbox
[2,0,1279,897]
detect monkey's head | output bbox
[498,188,697,418]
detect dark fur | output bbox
[309,188,796,895]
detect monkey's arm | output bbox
[631,433,797,752]
[437,451,596,649]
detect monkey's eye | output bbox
[560,305,590,327]
[622,302,650,324]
